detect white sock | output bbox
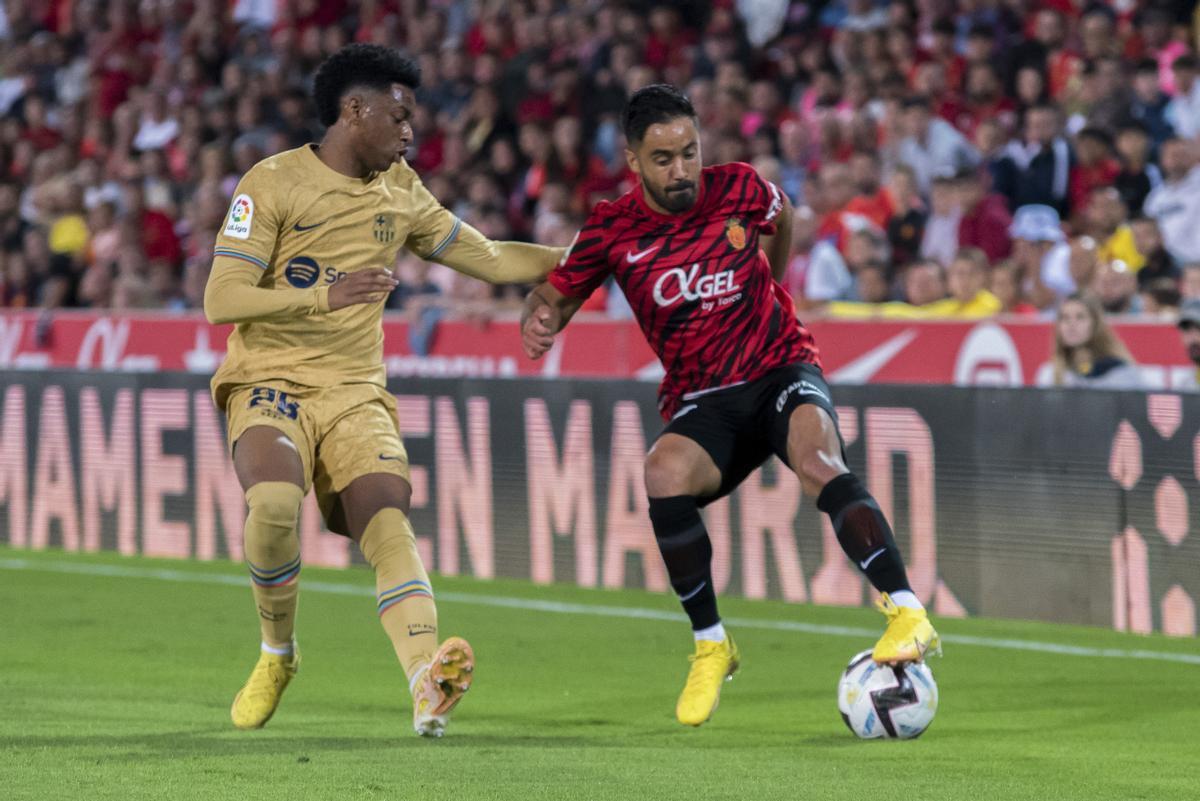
[261,640,294,656]
[693,622,727,642]
[889,590,924,611]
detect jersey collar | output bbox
[302,144,386,190]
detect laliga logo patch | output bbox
[284,256,320,288]
[224,194,254,239]
[725,217,746,250]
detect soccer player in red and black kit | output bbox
[520,85,941,728]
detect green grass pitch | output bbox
[1,547,1197,801]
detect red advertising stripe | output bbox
[0,311,1192,386]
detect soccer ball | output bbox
[837,650,938,739]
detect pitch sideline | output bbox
[2,555,1198,666]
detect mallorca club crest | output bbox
[374,213,396,243]
[725,217,746,250]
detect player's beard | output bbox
[650,180,697,213]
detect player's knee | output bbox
[358,508,421,568]
[643,449,694,498]
[795,449,847,497]
[245,481,304,537]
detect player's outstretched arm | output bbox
[428,221,566,285]
[759,192,793,283]
[204,259,398,324]
[520,282,584,360]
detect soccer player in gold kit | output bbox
[204,44,563,737]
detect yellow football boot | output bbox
[231,645,300,730]
[412,636,475,737]
[675,636,740,727]
[872,593,941,664]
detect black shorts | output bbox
[657,363,843,505]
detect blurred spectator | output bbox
[990,260,1039,315]
[1092,259,1141,315]
[1085,189,1144,274]
[995,104,1073,217]
[1068,128,1120,220]
[1050,293,1143,389]
[46,181,88,259]
[1083,56,1132,135]
[973,118,1011,196]
[842,151,892,231]
[902,259,947,306]
[843,227,891,293]
[1144,138,1200,265]
[919,171,961,267]
[1130,216,1181,290]
[1010,204,1072,308]
[855,262,891,304]
[789,205,852,307]
[1181,263,1200,303]
[1068,236,1101,298]
[1128,58,1175,148]
[121,182,181,268]
[133,90,179,152]
[1166,54,1200,140]
[884,165,927,267]
[1112,122,1161,216]
[955,167,1012,262]
[1175,300,1200,389]
[1140,277,1181,319]
[959,62,1017,139]
[917,247,1002,318]
[813,162,858,252]
[896,95,979,194]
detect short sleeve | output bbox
[745,165,785,236]
[404,176,462,260]
[546,217,614,300]
[213,166,280,271]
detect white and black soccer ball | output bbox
[837,650,938,739]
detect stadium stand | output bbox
[1,0,1199,320]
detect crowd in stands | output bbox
[2,0,1200,334]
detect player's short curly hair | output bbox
[312,44,421,127]
[621,84,697,145]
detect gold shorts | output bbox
[224,381,409,533]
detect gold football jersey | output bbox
[209,145,460,407]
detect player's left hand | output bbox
[521,304,555,360]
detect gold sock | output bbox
[243,481,305,650]
[358,508,438,681]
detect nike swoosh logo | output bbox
[625,246,659,264]
[859,548,886,570]
[293,220,327,232]
[378,454,404,461]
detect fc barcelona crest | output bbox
[374,213,396,243]
[725,217,747,250]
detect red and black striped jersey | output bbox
[548,161,821,420]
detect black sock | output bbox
[648,495,719,630]
[816,473,912,595]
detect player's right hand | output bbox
[327,268,400,311]
[521,304,555,360]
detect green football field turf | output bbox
[2,548,1197,801]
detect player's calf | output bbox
[816,473,940,663]
[243,481,305,650]
[649,495,721,633]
